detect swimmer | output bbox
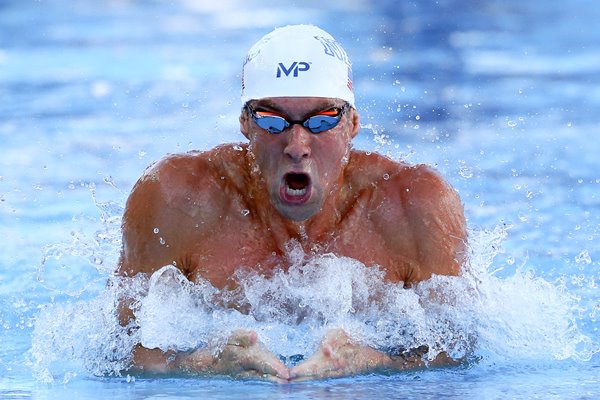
[116,25,467,382]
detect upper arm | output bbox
[117,154,222,278]
[117,160,176,278]
[376,164,467,281]
[404,165,467,278]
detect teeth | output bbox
[286,186,306,197]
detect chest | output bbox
[185,209,411,289]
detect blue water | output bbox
[1,0,599,398]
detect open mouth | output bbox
[280,172,312,204]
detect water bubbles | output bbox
[571,274,586,286]
[458,160,474,179]
[459,166,473,179]
[575,250,592,265]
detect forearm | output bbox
[129,345,183,374]
[384,346,461,371]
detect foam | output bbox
[30,225,598,382]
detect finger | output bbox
[288,350,333,380]
[244,344,290,380]
[236,369,290,384]
[290,360,347,381]
[223,333,290,381]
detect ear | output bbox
[239,108,251,139]
[348,108,360,139]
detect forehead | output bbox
[251,97,344,113]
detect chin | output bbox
[272,194,323,222]
[276,204,319,222]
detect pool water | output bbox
[1,0,599,398]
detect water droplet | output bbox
[508,120,517,127]
[575,250,592,265]
[459,166,473,179]
[232,145,243,152]
[159,237,166,245]
[241,209,250,216]
[153,228,160,234]
[383,173,390,180]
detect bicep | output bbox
[376,166,467,281]
[407,169,467,277]
[117,172,181,278]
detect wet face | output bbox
[241,97,359,221]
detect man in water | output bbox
[117,25,467,382]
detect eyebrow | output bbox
[253,101,340,116]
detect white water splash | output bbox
[30,223,598,382]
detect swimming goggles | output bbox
[245,103,350,134]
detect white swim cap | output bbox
[241,25,355,107]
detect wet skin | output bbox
[117,97,467,382]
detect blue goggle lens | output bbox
[246,104,348,134]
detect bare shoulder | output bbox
[347,151,449,194]
[118,144,248,276]
[125,145,243,219]
[348,151,467,279]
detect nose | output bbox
[283,126,311,162]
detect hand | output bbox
[289,329,392,381]
[178,329,290,383]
